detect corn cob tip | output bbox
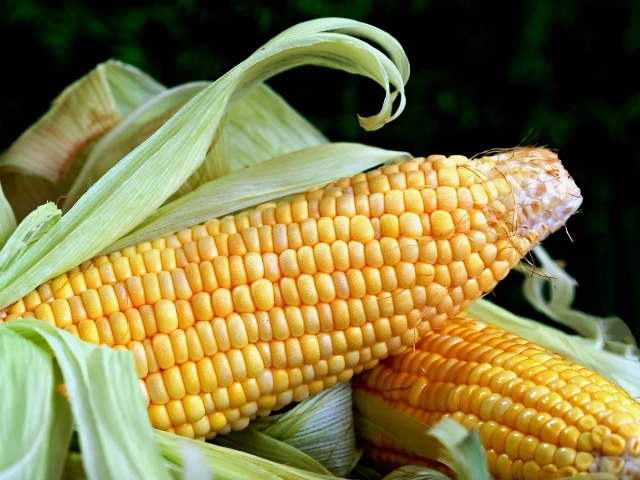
[473,147,582,246]
[592,452,640,479]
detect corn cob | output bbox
[357,316,640,479]
[0,148,581,440]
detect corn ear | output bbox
[356,315,640,479]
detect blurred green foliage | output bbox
[1,0,639,334]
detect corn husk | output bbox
[214,383,356,477]
[521,245,638,356]
[61,81,330,211]
[0,202,60,275]
[0,329,71,480]
[0,60,164,181]
[353,391,488,480]
[0,61,165,222]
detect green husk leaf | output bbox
[174,82,330,198]
[155,430,335,480]
[0,202,60,274]
[383,466,453,480]
[466,299,640,399]
[63,81,329,211]
[212,427,332,475]
[262,17,409,130]
[222,82,329,171]
[255,383,356,476]
[0,60,164,181]
[105,61,167,114]
[179,439,212,480]
[102,143,410,254]
[3,320,169,480]
[43,391,74,480]
[521,246,638,356]
[1,61,165,222]
[215,383,356,477]
[353,390,488,480]
[0,182,16,247]
[0,18,409,310]
[61,82,208,211]
[426,419,485,480]
[0,329,72,480]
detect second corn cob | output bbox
[0,147,581,439]
[357,316,640,479]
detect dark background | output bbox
[1,1,638,336]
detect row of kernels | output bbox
[113,302,422,367]
[197,203,491,261]
[120,313,400,383]
[141,225,211,253]
[142,363,299,407]
[147,341,388,438]
[420,359,622,421]
[486,449,593,479]
[13,228,502,319]
[304,185,481,222]
[356,160,481,197]
[151,382,311,438]
[369,385,624,451]
[374,209,478,241]
[95,248,183,286]
[143,348,378,422]
[23,284,137,328]
[269,267,425,308]
[209,216,379,256]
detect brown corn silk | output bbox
[0,148,581,440]
[357,316,640,479]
